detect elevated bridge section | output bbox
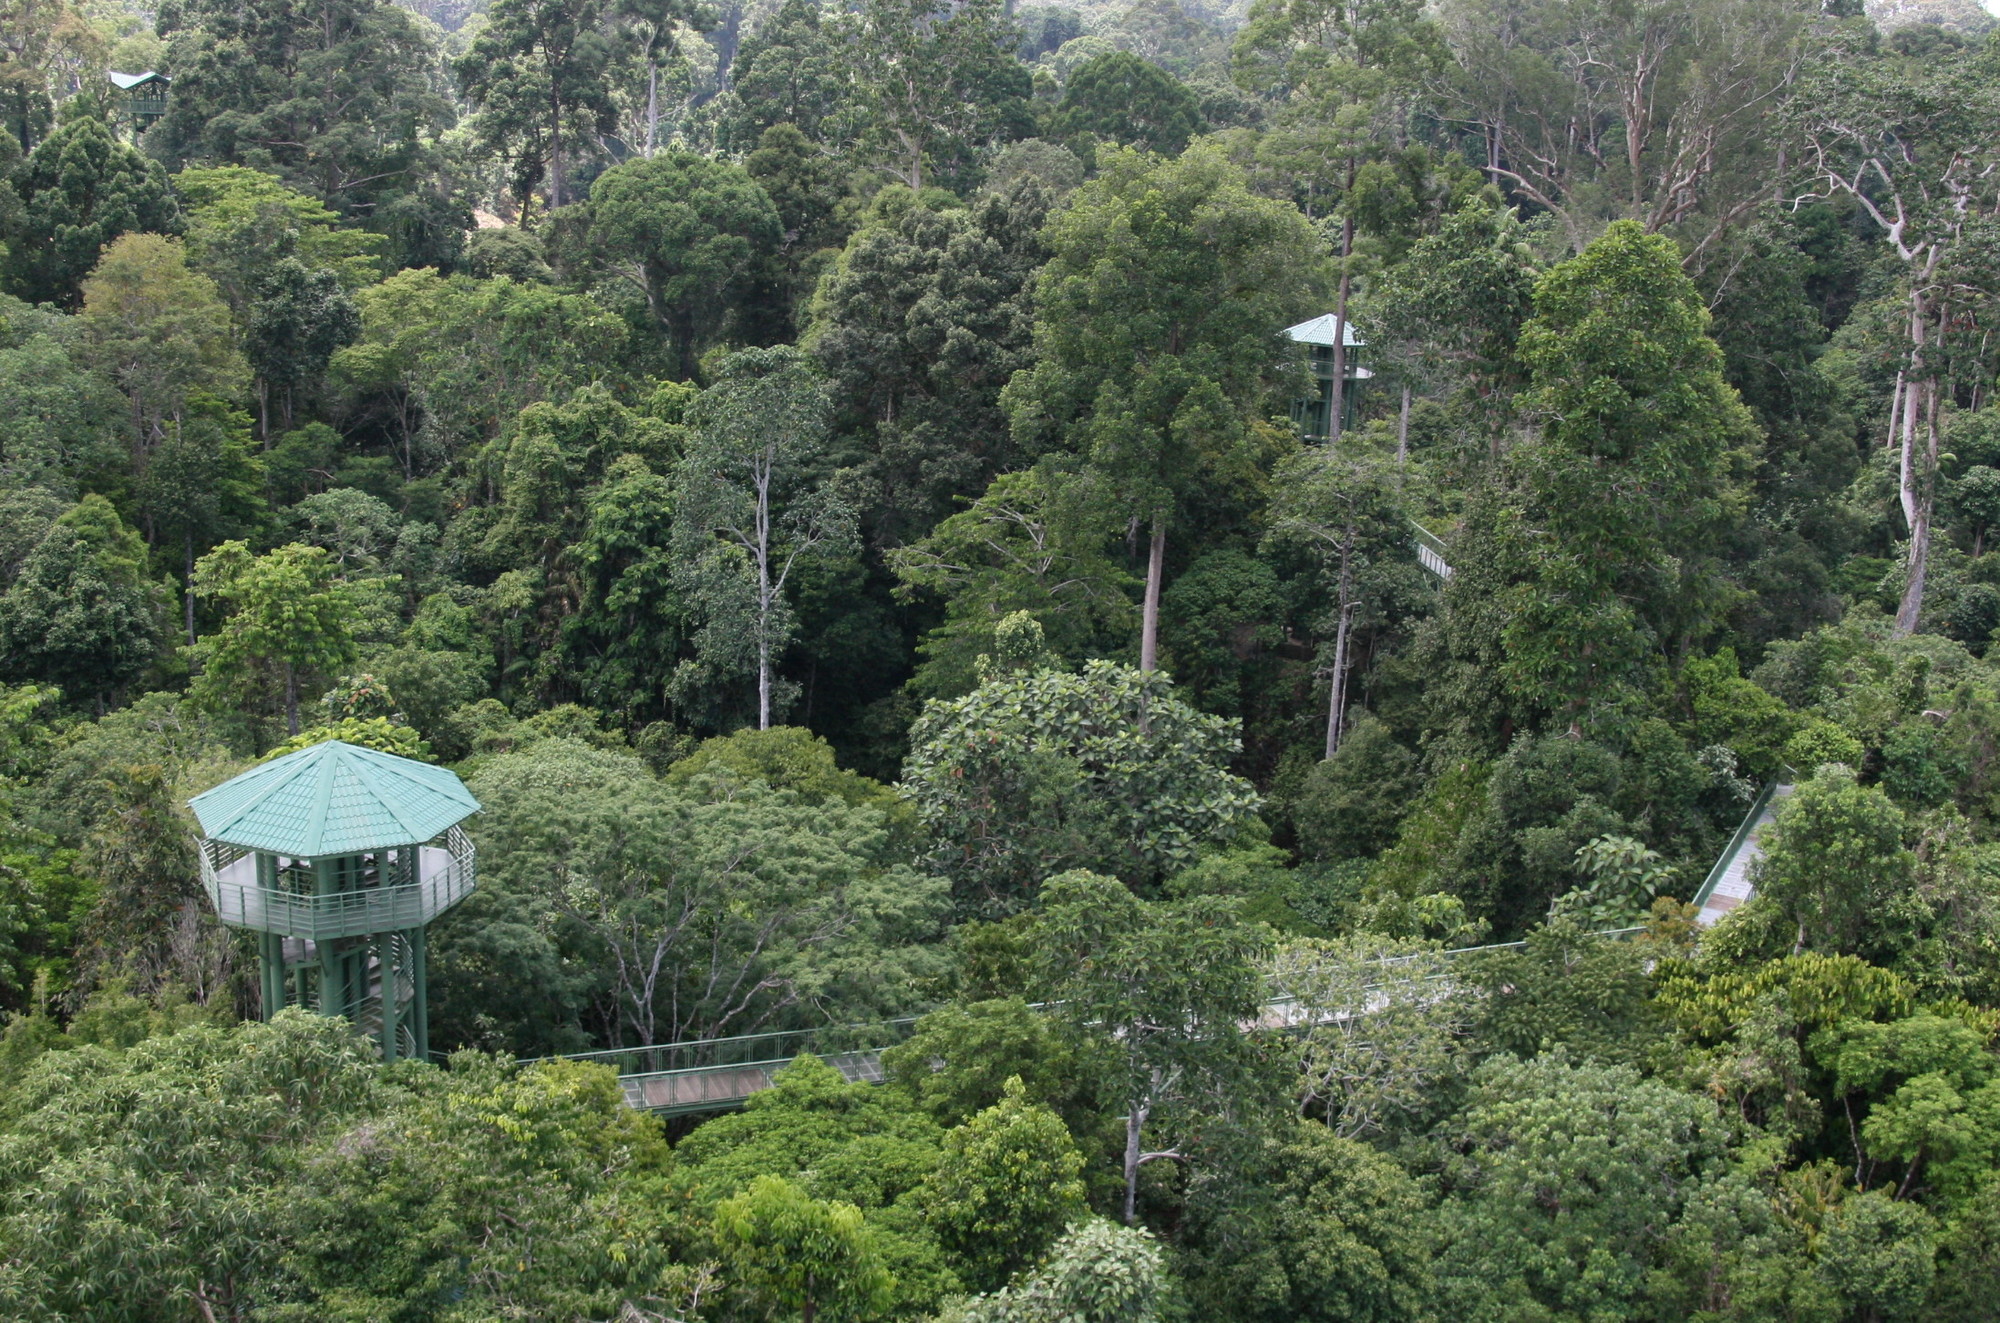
[534,774,1795,1116]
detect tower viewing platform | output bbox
[189,739,481,1061]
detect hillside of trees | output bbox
[4,0,2000,1315]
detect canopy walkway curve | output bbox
[532,774,1794,1116]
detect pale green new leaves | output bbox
[187,539,360,736]
[717,1174,896,1323]
[0,1011,379,1321]
[923,1076,1089,1293]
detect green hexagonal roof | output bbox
[189,740,479,857]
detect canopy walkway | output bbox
[537,933,1629,1116]
[1412,521,1452,580]
[533,1022,919,1118]
[537,775,1793,1116]
[1690,777,1795,927]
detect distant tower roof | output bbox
[190,740,479,857]
[107,71,168,90]
[1283,313,1364,348]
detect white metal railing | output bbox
[200,824,475,940]
[1412,520,1453,580]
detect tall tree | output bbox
[466,738,944,1049]
[888,471,1135,696]
[1032,870,1271,1224]
[1048,51,1206,156]
[1234,0,1445,435]
[1263,444,1409,756]
[0,291,124,488]
[559,454,684,723]
[173,165,387,322]
[1004,144,1324,671]
[153,0,454,215]
[0,496,159,707]
[959,1219,1170,1323]
[188,539,358,736]
[135,406,263,643]
[901,659,1260,907]
[244,258,360,438]
[454,0,617,214]
[1753,765,1917,961]
[1435,0,1808,260]
[331,266,627,475]
[715,1176,895,1323]
[673,346,857,729]
[0,0,104,155]
[616,0,709,158]
[1793,33,2000,637]
[76,233,246,467]
[2,115,179,308]
[720,0,863,153]
[1435,1053,1726,1319]
[811,181,1052,545]
[1368,196,1537,444]
[921,1078,1089,1293]
[1488,220,1756,721]
[559,151,778,378]
[854,0,1033,193]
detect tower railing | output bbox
[199,824,476,942]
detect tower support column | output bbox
[409,926,430,1061]
[259,931,287,1019]
[377,932,400,1063]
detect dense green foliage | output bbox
[5,0,2000,1317]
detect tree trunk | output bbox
[1895,377,1939,638]
[1325,604,1355,760]
[757,629,771,729]
[1327,215,1355,441]
[1123,1104,1145,1225]
[184,536,197,646]
[1396,384,1411,466]
[547,94,566,209]
[1325,523,1357,758]
[1139,515,1166,673]
[1894,300,1938,639]
[284,660,300,736]
[645,58,660,156]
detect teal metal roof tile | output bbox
[189,741,480,856]
[1283,313,1365,348]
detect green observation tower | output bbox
[189,741,480,1061]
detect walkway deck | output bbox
[548,777,1794,1116]
[1690,780,1794,927]
[1412,521,1453,580]
[548,935,1625,1115]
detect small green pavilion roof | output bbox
[189,740,479,857]
[1283,313,1364,348]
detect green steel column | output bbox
[409,925,429,1061]
[316,859,342,1017]
[377,932,399,1063]
[260,930,287,1019]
